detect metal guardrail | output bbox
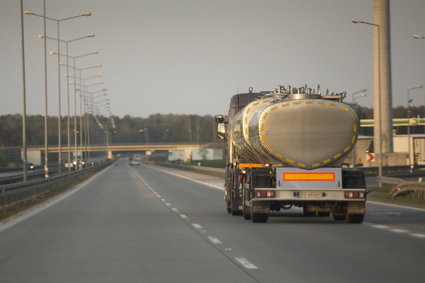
[0,161,111,210]
[378,176,425,197]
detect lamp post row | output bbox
[21,3,109,180]
[352,17,425,184]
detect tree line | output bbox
[1,105,425,147]
[0,113,216,147]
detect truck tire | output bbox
[250,205,268,223]
[243,204,251,220]
[242,182,251,220]
[346,213,364,224]
[251,213,268,223]
[226,200,231,214]
[242,197,251,220]
[230,194,242,215]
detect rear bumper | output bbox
[252,188,366,202]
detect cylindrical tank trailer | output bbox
[230,87,359,169]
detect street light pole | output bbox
[20,0,28,182]
[352,18,383,184]
[406,85,423,169]
[413,34,425,130]
[351,89,367,167]
[42,0,48,178]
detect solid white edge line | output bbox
[389,229,409,233]
[367,200,425,212]
[0,165,112,232]
[234,257,258,269]
[410,233,425,238]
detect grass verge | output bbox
[368,186,425,208]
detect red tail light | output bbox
[344,191,365,199]
[256,191,276,198]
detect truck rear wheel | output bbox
[250,204,268,223]
[243,204,251,220]
[230,194,242,215]
[226,200,231,214]
[251,213,268,223]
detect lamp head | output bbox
[351,18,363,24]
[86,33,95,38]
[24,10,34,15]
[82,11,92,16]
[38,34,45,39]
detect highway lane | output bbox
[0,160,424,282]
[135,164,425,282]
[0,161,257,283]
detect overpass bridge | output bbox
[26,143,208,162]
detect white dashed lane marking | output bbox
[130,165,260,271]
[192,223,203,230]
[208,236,223,245]
[234,257,258,270]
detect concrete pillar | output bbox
[374,0,393,154]
[107,150,113,159]
[183,148,192,162]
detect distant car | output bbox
[26,163,35,170]
[129,159,141,166]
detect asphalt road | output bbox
[1,160,424,283]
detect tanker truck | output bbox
[215,85,366,223]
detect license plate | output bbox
[301,191,323,199]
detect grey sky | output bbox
[1,0,425,118]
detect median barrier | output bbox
[0,161,112,210]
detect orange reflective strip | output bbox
[238,163,264,169]
[283,172,335,181]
